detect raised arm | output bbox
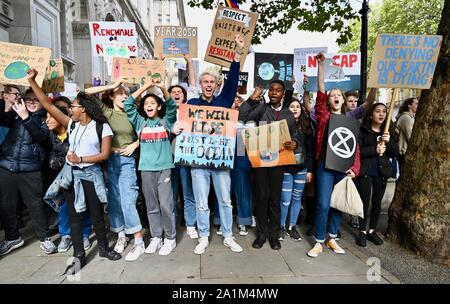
[219,34,244,108]
[184,54,196,87]
[362,88,377,110]
[85,80,122,95]
[27,69,70,128]
[317,53,326,94]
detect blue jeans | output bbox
[107,153,142,235]
[58,202,91,238]
[172,165,196,227]
[191,168,233,238]
[315,162,346,242]
[280,169,307,228]
[215,156,253,226]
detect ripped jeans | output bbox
[191,168,233,238]
[280,169,307,228]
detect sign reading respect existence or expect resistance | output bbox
[0,42,51,87]
[174,104,239,170]
[154,26,198,58]
[205,5,258,69]
[89,22,138,57]
[368,34,442,89]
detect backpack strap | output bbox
[96,121,103,148]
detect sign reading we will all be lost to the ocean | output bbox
[368,33,442,89]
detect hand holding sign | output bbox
[27,68,38,81]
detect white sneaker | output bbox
[251,216,257,227]
[186,227,198,239]
[216,227,223,236]
[125,244,145,261]
[307,242,323,258]
[194,237,209,255]
[114,236,129,254]
[145,237,162,254]
[223,237,243,253]
[158,239,176,256]
[238,225,248,236]
[327,238,345,254]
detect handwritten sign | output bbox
[254,52,294,90]
[242,120,296,168]
[305,52,361,92]
[368,34,442,89]
[42,59,65,93]
[89,22,138,57]
[154,26,198,58]
[293,47,328,93]
[174,104,238,169]
[205,5,258,69]
[222,70,248,94]
[0,42,51,87]
[111,58,166,85]
[102,42,130,76]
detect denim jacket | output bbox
[44,163,108,213]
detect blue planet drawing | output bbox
[4,61,30,79]
[259,149,278,162]
[258,62,275,80]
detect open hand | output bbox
[12,99,29,120]
[120,142,138,156]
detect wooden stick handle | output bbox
[379,88,398,156]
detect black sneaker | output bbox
[335,230,342,240]
[286,226,302,241]
[355,232,367,247]
[350,216,359,229]
[278,228,285,241]
[367,231,384,245]
[0,237,25,255]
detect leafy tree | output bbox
[187,0,358,45]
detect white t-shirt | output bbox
[67,119,113,168]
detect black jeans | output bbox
[356,175,387,231]
[253,167,283,239]
[63,179,108,257]
[0,168,49,241]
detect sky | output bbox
[184,0,382,90]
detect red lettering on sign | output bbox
[92,23,100,36]
[96,44,103,54]
[308,56,317,68]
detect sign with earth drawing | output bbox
[325,114,360,173]
[111,57,166,85]
[254,52,294,90]
[42,58,65,93]
[0,42,52,87]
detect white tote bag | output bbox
[330,176,364,218]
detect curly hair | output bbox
[76,92,108,124]
[138,93,166,119]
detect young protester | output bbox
[84,82,144,261]
[279,98,314,241]
[239,80,299,250]
[0,86,57,256]
[27,69,121,275]
[356,103,399,247]
[0,85,20,144]
[123,78,178,256]
[307,53,360,258]
[395,97,418,173]
[183,34,245,255]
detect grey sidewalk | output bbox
[0,222,396,284]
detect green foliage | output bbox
[187,0,358,45]
[340,0,444,56]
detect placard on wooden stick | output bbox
[154,26,198,58]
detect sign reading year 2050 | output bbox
[154,26,198,58]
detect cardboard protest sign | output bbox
[0,42,51,87]
[254,53,294,90]
[293,47,328,93]
[242,120,296,168]
[205,5,258,69]
[42,59,65,93]
[222,70,248,94]
[325,114,360,174]
[102,42,130,75]
[111,58,165,85]
[174,104,238,169]
[89,22,138,57]
[368,34,442,89]
[305,53,360,92]
[154,26,198,58]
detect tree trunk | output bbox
[387,1,450,266]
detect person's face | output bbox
[371,104,387,125]
[69,99,84,121]
[328,89,345,113]
[170,87,185,106]
[46,113,61,131]
[3,88,20,104]
[54,100,72,116]
[409,98,419,113]
[143,97,160,119]
[288,101,302,119]
[24,92,42,113]
[112,87,128,110]
[345,95,358,111]
[268,83,284,105]
[200,74,216,99]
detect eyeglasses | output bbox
[70,105,83,108]
[24,98,40,104]
[7,92,21,97]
